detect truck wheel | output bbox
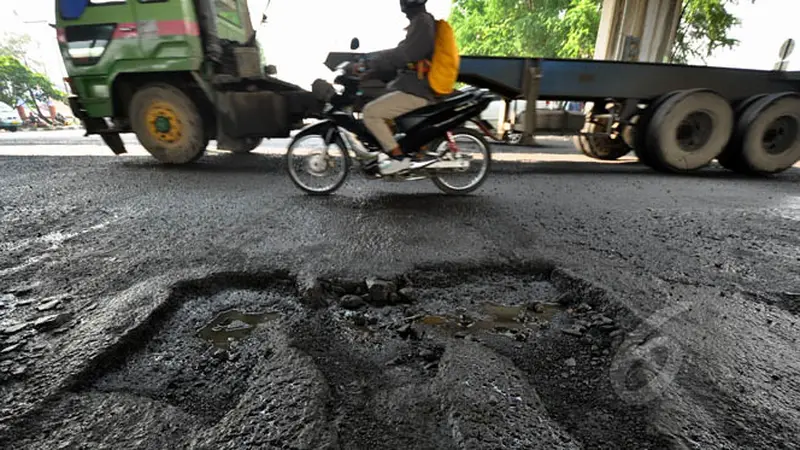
[129,83,206,164]
[573,121,630,160]
[721,93,800,175]
[223,137,263,154]
[634,92,680,169]
[717,94,766,172]
[646,89,733,173]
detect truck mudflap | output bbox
[101,133,127,155]
[69,96,126,151]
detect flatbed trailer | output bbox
[326,52,800,175]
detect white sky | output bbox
[2,0,799,91]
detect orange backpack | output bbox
[418,20,460,95]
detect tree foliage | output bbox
[670,0,745,64]
[449,0,745,64]
[0,56,66,109]
[450,0,601,58]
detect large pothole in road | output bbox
[3,265,677,450]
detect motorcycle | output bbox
[284,57,495,195]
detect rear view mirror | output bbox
[264,65,277,75]
[350,38,360,51]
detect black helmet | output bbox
[400,0,427,14]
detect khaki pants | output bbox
[362,91,429,152]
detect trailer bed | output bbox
[325,52,800,102]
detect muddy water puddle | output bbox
[419,302,565,335]
[197,309,279,349]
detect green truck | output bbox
[55,0,323,163]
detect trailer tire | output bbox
[646,89,733,173]
[717,94,767,172]
[573,120,631,160]
[720,93,800,175]
[634,92,680,169]
[129,83,206,164]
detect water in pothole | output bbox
[417,301,566,335]
[197,309,279,350]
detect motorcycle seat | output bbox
[396,90,474,120]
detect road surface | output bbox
[0,131,798,449]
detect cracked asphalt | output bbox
[0,131,798,449]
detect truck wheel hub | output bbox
[155,117,171,133]
[762,115,798,155]
[147,102,182,144]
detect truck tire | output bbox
[222,137,263,154]
[645,89,733,173]
[717,94,766,173]
[129,83,206,164]
[572,121,631,160]
[634,92,680,169]
[720,92,800,175]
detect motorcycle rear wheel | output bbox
[429,128,493,195]
[286,132,351,195]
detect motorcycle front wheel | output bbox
[286,132,351,195]
[429,128,493,195]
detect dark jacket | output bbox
[366,11,437,101]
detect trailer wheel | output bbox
[634,92,681,169]
[129,83,207,164]
[646,89,733,173]
[717,94,767,172]
[720,93,800,175]
[222,137,264,154]
[572,121,631,160]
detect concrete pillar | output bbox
[594,0,683,63]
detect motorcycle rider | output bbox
[354,0,437,175]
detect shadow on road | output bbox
[118,153,284,174]
[492,160,800,183]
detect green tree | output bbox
[450,0,600,58]
[0,56,66,122]
[449,0,745,64]
[670,0,745,64]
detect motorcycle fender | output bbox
[293,120,341,146]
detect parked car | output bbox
[0,102,22,132]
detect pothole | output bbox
[2,264,677,450]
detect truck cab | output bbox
[56,0,323,163]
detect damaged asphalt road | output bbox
[0,148,798,449]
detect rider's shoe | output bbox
[378,153,412,175]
